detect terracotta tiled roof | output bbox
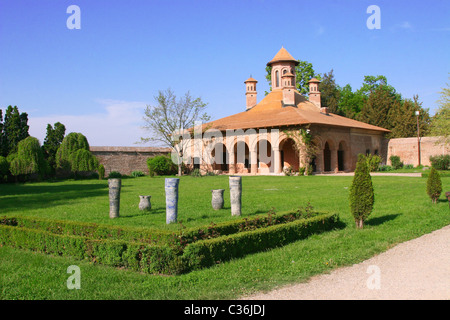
[204,90,390,133]
[244,77,258,83]
[267,47,299,66]
[308,77,321,83]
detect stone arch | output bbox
[337,140,349,172]
[280,137,300,171]
[233,140,250,173]
[211,142,229,172]
[257,138,273,173]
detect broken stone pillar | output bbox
[108,178,121,219]
[165,178,180,224]
[229,176,242,216]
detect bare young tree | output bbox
[141,88,210,175]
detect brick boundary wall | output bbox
[381,136,449,167]
[90,146,171,175]
[91,136,448,175]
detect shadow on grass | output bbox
[366,214,401,226]
[0,183,108,213]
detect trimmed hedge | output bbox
[0,205,323,246]
[182,213,340,271]
[0,210,340,274]
[0,224,183,274]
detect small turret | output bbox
[308,77,321,108]
[244,77,258,110]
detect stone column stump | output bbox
[165,178,180,224]
[108,178,121,219]
[229,176,242,216]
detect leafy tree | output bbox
[0,156,9,181]
[430,76,450,145]
[388,95,431,138]
[319,69,340,114]
[338,84,365,119]
[265,60,319,95]
[426,167,442,203]
[69,149,99,173]
[42,122,66,173]
[1,106,29,156]
[141,88,210,176]
[349,154,375,229]
[358,84,398,130]
[8,136,49,178]
[56,132,98,176]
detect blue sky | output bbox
[0,0,449,146]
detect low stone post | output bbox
[229,176,242,216]
[139,195,151,211]
[108,178,121,219]
[165,178,180,224]
[211,189,224,210]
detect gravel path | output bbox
[244,225,450,300]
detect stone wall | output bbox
[90,146,171,175]
[381,136,449,167]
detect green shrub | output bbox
[365,154,382,172]
[426,167,442,203]
[389,155,403,170]
[378,165,393,172]
[147,156,177,176]
[349,154,374,229]
[190,168,202,177]
[131,170,145,178]
[298,167,306,176]
[98,164,105,180]
[429,155,450,170]
[404,164,414,169]
[108,171,122,179]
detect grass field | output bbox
[1,174,449,299]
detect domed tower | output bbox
[244,76,258,110]
[267,47,299,91]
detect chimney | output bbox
[308,78,321,108]
[282,71,296,107]
[244,77,258,110]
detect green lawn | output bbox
[1,175,449,299]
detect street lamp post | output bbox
[415,110,421,167]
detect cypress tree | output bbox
[426,167,442,204]
[349,154,375,229]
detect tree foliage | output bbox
[8,136,48,177]
[42,122,66,172]
[56,132,97,174]
[430,76,450,145]
[426,167,442,203]
[1,106,29,157]
[141,88,210,175]
[319,69,340,114]
[349,154,375,229]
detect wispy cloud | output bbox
[315,25,325,36]
[28,99,150,147]
[390,21,413,32]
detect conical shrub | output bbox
[426,167,442,203]
[349,154,375,229]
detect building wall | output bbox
[90,146,171,175]
[381,136,449,167]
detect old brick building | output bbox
[184,47,390,174]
